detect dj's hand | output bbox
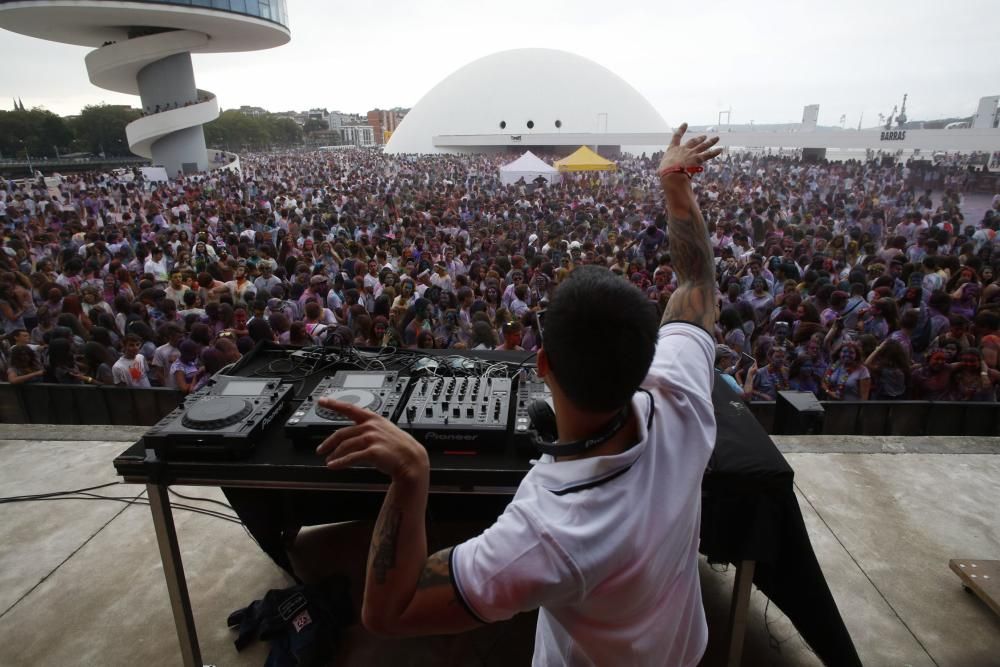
[658,123,722,178]
[315,398,429,483]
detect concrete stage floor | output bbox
[0,424,997,667]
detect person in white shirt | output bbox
[164,272,189,308]
[112,334,152,388]
[224,266,257,304]
[429,263,453,293]
[306,123,722,666]
[144,247,170,285]
[151,324,183,388]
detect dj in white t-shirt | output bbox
[451,321,715,666]
[310,123,722,666]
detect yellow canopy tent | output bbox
[554,145,617,172]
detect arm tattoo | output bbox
[416,548,454,590]
[663,213,716,331]
[369,509,402,585]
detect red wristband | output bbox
[658,165,704,179]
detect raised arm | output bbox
[658,123,722,332]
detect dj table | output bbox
[113,344,860,667]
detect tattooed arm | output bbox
[315,397,480,636]
[658,122,722,332]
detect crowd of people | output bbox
[140,96,208,118]
[1,148,998,402]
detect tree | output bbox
[262,115,303,145]
[303,118,328,134]
[0,107,73,158]
[70,104,141,156]
[204,110,302,151]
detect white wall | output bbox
[434,128,1000,153]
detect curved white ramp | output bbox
[85,30,224,174]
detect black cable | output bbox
[764,597,805,653]
[0,483,243,524]
[0,481,124,502]
[167,488,237,513]
[0,495,244,524]
[0,486,144,622]
[510,350,538,379]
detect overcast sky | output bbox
[1,0,997,127]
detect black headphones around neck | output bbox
[527,399,633,457]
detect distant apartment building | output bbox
[336,125,375,146]
[328,110,367,129]
[267,108,378,146]
[366,108,408,144]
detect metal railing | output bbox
[0,156,148,167]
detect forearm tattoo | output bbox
[663,213,716,330]
[370,509,402,585]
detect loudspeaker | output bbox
[774,391,825,435]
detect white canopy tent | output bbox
[499,151,561,186]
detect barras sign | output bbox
[880,130,906,141]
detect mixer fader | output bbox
[398,376,513,449]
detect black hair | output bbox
[247,318,274,343]
[543,265,657,411]
[719,307,742,331]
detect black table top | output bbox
[114,344,791,495]
[114,433,533,490]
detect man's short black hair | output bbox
[544,265,657,412]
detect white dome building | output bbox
[386,49,670,155]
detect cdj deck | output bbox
[142,343,550,460]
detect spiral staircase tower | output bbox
[0,1,290,177]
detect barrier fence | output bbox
[749,400,999,437]
[0,382,997,437]
[0,382,182,427]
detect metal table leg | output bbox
[726,559,756,667]
[147,483,203,667]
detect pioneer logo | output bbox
[425,432,478,441]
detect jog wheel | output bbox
[315,389,381,420]
[181,396,253,430]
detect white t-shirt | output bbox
[152,342,180,388]
[144,257,169,283]
[112,354,152,388]
[451,323,716,667]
